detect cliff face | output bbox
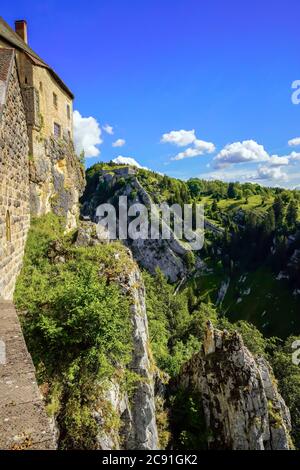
[94,263,159,450]
[122,264,159,449]
[81,169,197,282]
[177,322,292,450]
[29,137,85,231]
[76,228,159,450]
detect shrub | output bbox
[15,214,133,449]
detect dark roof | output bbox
[0,17,74,99]
[0,48,14,118]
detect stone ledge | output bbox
[0,301,56,449]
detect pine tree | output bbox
[273,195,285,225]
[286,199,298,228]
[227,182,236,199]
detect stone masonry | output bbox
[0,300,56,449]
[0,49,30,300]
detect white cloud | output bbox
[112,138,126,148]
[161,129,196,147]
[200,168,256,183]
[112,156,148,169]
[171,139,215,161]
[214,140,269,168]
[288,151,300,162]
[73,110,102,158]
[288,137,300,147]
[162,129,215,160]
[269,155,289,166]
[200,163,290,185]
[194,139,216,153]
[255,165,288,182]
[171,147,206,161]
[103,124,114,135]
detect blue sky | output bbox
[2,0,300,187]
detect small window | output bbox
[67,104,70,120]
[39,81,43,92]
[53,93,58,109]
[25,76,28,84]
[53,122,61,138]
[68,130,71,140]
[6,210,11,242]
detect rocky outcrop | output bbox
[29,136,85,231]
[75,227,159,450]
[177,322,292,450]
[123,264,158,449]
[81,168,197,282]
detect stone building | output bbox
[0,18,85,299]
[0,17,74,153]
[0,48,30,300]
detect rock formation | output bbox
[81,168,197,282]
[76,229,159,450]
[177,321,292,450]
[29,136,85,231]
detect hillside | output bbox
[10,162,300,450]
[81,162,300,339]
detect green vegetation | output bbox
[144,267,300,449]
[17,164,300,450]
[82,162,300,449]
[143,268,200,377]
[169,388,209,450]
[270,336,300,448]
[14,214,135,449]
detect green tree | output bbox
[227,182,237,199]
[286,199,298,228]
[273,195,285,225]
[211,200,218,213]
[270,336,300,449]
[184,251,196,271]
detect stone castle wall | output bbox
[0,60,30,299]
[0,38,83,301]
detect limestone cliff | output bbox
[81,168,199,282]
[176,322,292,450]
[29,136,85,231]
[76,227,159,450]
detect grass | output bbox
[188,260,225,303]
[223,267,300,338]
[197,194,275,229]
[191,263,300,338]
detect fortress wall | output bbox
[0,61,30,299]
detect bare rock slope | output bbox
[177,322,292,450]
[30,137,85,231]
